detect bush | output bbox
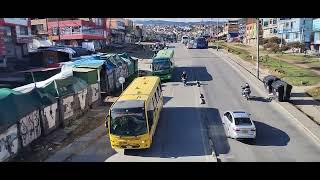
[269,37,282,44]
[262,38,269,45]
[270,45,281,53]
[263,42,278,50]
[262,37,284,45]
[286,42,305,49]
[280,45,290,51]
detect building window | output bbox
[291,22,293,28]
[19,26,28,35]
[72,26,81,34]
[295,33,299,39]
[2,26,13,43]
[285,33,289,39]
[52,27,59,35]
[269,19,272,24]
[273,29,277,34]
[273,19,277,24]
[264,21,268,27]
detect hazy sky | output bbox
[130,18,231,22]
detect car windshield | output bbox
[234,117,252,126]
[110,107,147,137]
[152,59,171,71]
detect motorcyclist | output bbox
[181,71,187,80]
[181,71,187,85]
[242,83,251,95]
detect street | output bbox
[50,43,320,162]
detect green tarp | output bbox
[0,88,56,127]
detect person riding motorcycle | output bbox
[242,83,251,96]
[181,71,187,85]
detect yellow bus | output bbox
[107,76,163,149]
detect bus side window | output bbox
[154,91,158,105]
[158,85,162,96]
[147,98,154,131]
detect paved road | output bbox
[54,43,320,162]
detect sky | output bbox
[130,18,233,22]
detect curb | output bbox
[209,48,320,144]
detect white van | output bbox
[181,36,189,44]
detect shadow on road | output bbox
[202,108,231,157]
[163,96,173,105]
[291,92,310,98]
[171,66,213,83]
[249,96,272,103]
[290,99,320,106]
[124,107,230,159]
[240,121,290,146]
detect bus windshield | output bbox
[153,59,171,71]
[110,107,147,137]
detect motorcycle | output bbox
[241,87,251,100]
[181,77,187,86]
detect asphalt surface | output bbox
[53,43,320,162]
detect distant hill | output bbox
[133,20,226,26]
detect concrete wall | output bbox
[0,124,19,162]
[18,110,42,147]
[0,82,101,162]
[60,83,100,127]
[41,101,60,136]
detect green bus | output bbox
[151,49,175,81]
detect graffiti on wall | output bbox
[91,83,99,103]
[63,96,74,119]
[78,89,88,110]
[19,110,41,147]
[0,124,19,162]
[43,103,58,129]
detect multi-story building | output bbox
[244,18,263,46]
[277,18,313,47]
[0,18,33,63]
[238,18,247,42]
[124,19,134,43]
[311,18,320,52]
[47,18,107,47]
[261,18,280,38]
[31,18,49,40]
[106,18,126,44]
[225,19,239,42]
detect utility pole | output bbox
[217,18,219,50]
[256,18,260,80]
[57,18,60,44]
[280,21,283,47]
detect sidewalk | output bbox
[211,48,320,125]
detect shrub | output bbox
[268,37,282,44]
[263,42,279,51]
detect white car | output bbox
[222,111,256,141]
